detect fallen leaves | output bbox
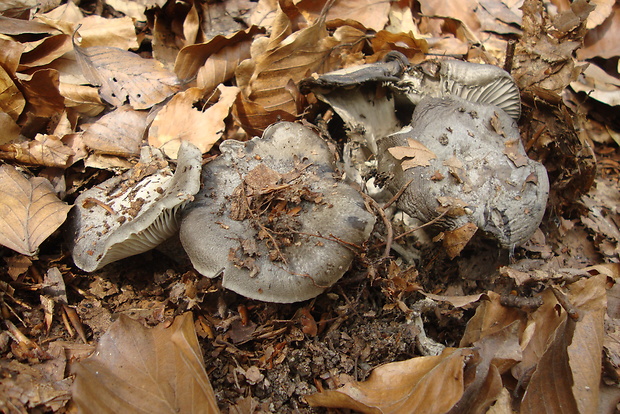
[72,313,220,414]
[0,164,71,256]
[306,348,471,414]
[308,276,609,413]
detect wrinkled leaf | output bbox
[74,41,180,109]
[0,164,71,256]
[306,348,470,414]
[148,85,239,159]
[72,312,220,414]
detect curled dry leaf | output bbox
[306,347,471,414]
[19,68,65,118]
[82,105,148,157]
[74,39,180,109]
[174,26,263,83]
[0,164,71,256]
[0,134,75,168]
[72,313,220,414]
[514,276,606,414]
[148,85,239,159]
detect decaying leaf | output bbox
[82,105,148,157]
[74,40,180,109]
[0,164,71,256]
[72,312,220,414]
[387,137,437,170]
[306,348,471,414]
[0,134,75,168]
[148,85,239,159]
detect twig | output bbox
[362,193,393,259]
[382,178,414,210]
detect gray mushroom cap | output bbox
[377,95,548,248]
[70,141,202,272]
[397,59,522,120]
[179,122,376,303]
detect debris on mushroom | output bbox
[376,95,549,251]
[179,122,376,303]
[70,141,202,272]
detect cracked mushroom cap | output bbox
[70,141,202,272]
[179,122,376,303]
[376,95,548,249]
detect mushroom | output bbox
[395,58,522,120]
[300,52,522,158]
[70,141,202,271]
[179,122,376,303]
[376,95,549,249]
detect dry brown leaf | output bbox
[0,112,20,145]
[0,164,71,256]
[306,348,470,414]
[148,85,239,159]
[74,41,180,109]
[370,30,428,60]
[19,68,65,117]
[0,36,25,74]
[58,82,105,116]
[516,276,606,414]
[442,222,478,259]
[71,312,220,414]
[565,274,606,414]
[76,16,139,49]
[17,34,72,71]
[232,93,297,136]
[461,291,527,349]
[233,7,343,133]
[0,65,26,121]
[295,0,391,31]
[0,134,75,168]
[579,4,620,60]
[83,105,148,157]
[388,138,437,170]
[174,26,262,82]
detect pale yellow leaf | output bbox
[148,85,239,159]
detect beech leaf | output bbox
[72,312,220,414]
[0,164,71,256]
[305,348,469,414]
[74,41,180,109]
[148,85,239,159]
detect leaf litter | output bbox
[0,0,619,413]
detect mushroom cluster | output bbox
[68,53,549,301]
[301,52,549,251]
[70,123,375,303]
